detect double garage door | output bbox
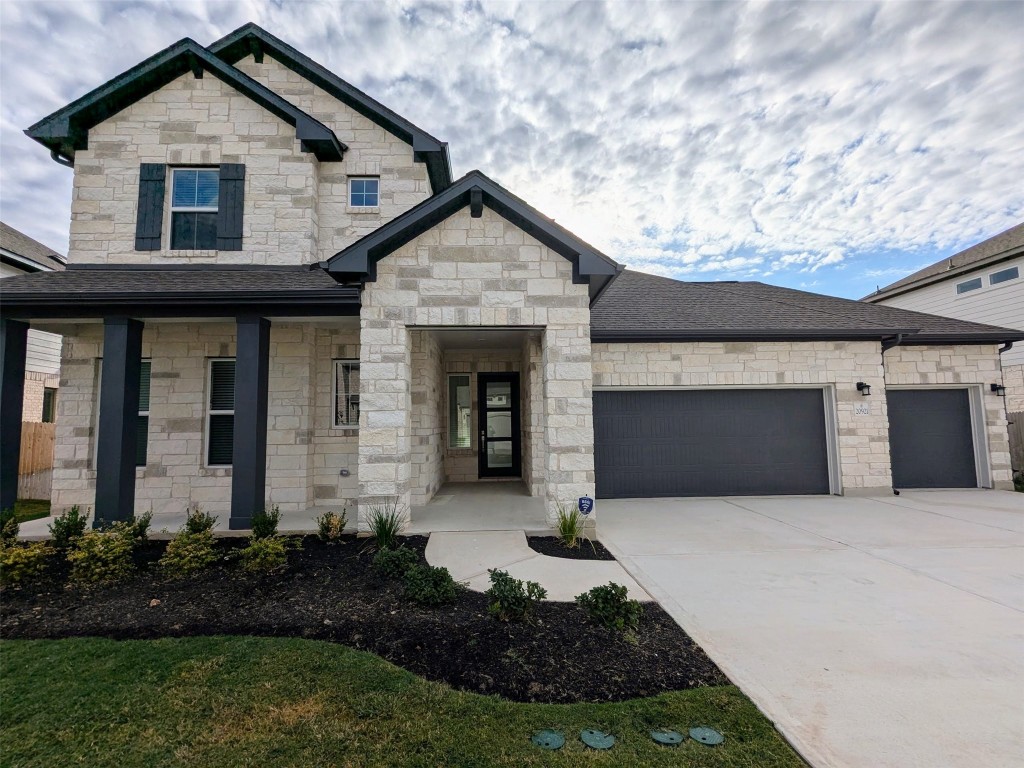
[594,389,832,499]
[594,387,980,499]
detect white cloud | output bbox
[1,0,1021,298]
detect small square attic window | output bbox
[349,177,379,208]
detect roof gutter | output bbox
[999,341,1014,354]
[881,332,904,354]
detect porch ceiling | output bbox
[429,327,536,350]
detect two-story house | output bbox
[1,24,1020,530]
[864,224,1024,474]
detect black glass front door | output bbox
[477,372,521,478]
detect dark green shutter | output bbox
[135,164,166,251]
[136,361,151,467]
[216,164,245,251]
[208,360,235,465]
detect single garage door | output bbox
[594,389,831,499]
[887,389,977,488]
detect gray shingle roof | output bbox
[0,222,66,271]
[864,222,1024,301]
[591,270,1023,343]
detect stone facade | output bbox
[884,345,1013,488]
[68,63,429,267]
[21,371,59,422]
[51,321,363,519]
[1003,363,1024,414]
[358,206,595,526]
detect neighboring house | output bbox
[0,24,1020,525]
[864,224,1024,474]
[0,222,65,423]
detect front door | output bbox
[477,372,521,478]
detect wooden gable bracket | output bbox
[186,52,203,79]
[470,187,484,218]
[249,38,264,64]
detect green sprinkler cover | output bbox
[650,728,685,746]
[580,729,616,750]
[689,726,724,746]
[531,730,564,750]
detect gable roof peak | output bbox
[209,23,453,192]
[25,35,346,164]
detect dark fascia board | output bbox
[898,331,1024,345]
[25,38,346,163]
[1,251,50,273]
[862,246,1024,302]
[590,328,921,343]
[209,23,453,192]
[326,170,623,302]
[0,291,359,320]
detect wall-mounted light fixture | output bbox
[990,383,1007,396]
[856,382,871,396]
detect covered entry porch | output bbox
[408,481,549,534]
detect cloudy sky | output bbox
[1,0,1022,298]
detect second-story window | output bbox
[170,168,220,250]
[349,177,379,208]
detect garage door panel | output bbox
[887,389,977,489]
[594,389,830,498]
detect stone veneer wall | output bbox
[591,341,893,492]
[50,322,356,518]
[521,333,545,497]
[440,348,523,485]
[310,326,361,511]
[235,56,433,261]
[1003,363,1024,414]
[884,344,1013,488]
[410,330,445,506]
[358,206,594,527]
[69,72,322,266]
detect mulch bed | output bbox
[0,536,727,703]
[526,535,616,560]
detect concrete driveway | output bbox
[598,490,1024,768]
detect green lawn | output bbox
[12,499,50,524]
[0,637,803,767]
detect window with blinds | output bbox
[170,168,219,249]
[137,361,151,467]
[334,360,360,428]
[207,359,235,466]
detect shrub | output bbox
[0,508,19,545]
[159,530,217,578]
[126,510,153,544]
[576,582,643,632]
[372,545,418,579]
[183,505,217,534]
[0,541,54,586]
[251,505,281,540]
[555,501,585,549]
[49,506,89,549]
[316,508,348,542]
[67,529,135,584]
[404,564,459,606]
[486,569,547,622]
[240,535,295,574]
[366,498,406,550]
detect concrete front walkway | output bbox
[426,530,649,602]
[409,482,549,535]
[598,490,1024,768]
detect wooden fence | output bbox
[18,421,56,500]
[1008,411,1024,476]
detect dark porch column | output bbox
[230,316,270,529]
[95,317,144,527]
[0,318,29,512]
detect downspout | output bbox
[880,333,905,495]
[998,341,1013,355]
[50,150,74,168]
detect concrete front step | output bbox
[425,530,650,602]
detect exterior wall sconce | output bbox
[856,382,871,396]
[990,383,1006,396]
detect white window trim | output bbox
[447,373,472,450]
[989,266,1019,285]
[206,357,235,468]
[347,176,380,210]
[333,359,360,429]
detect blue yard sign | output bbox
[578,496,594,515]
